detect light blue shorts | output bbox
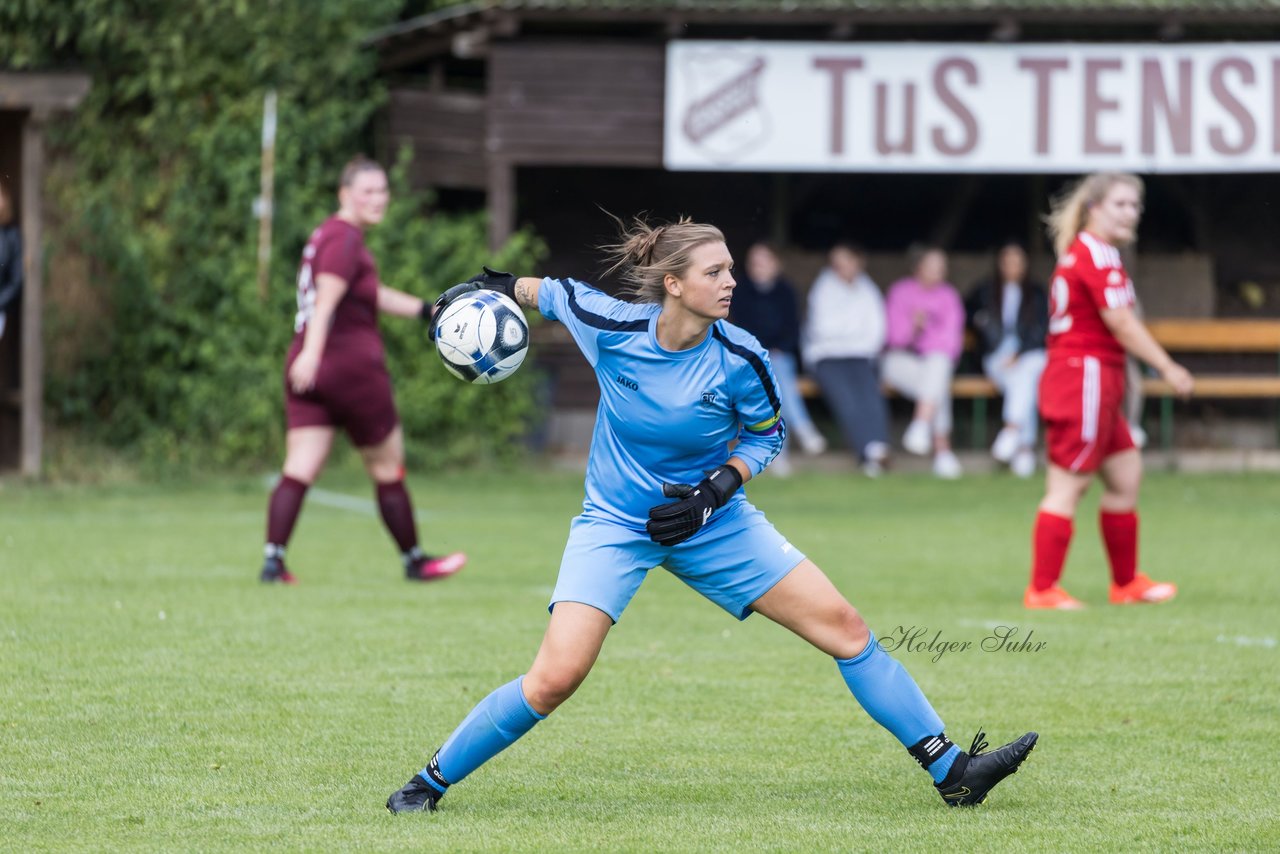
[549,500,807,623]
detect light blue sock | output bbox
[418,675,546,792]
[835,633,960,784]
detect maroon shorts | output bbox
[284,342,399,448]
[1039,354,1134,474]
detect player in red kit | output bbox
[1026,173,1194,609]
[260,156,466,584]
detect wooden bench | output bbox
[797,319,1280,450]
[795,373,1004,446]
[1140,319,1280,448]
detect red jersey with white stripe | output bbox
[1046,231,1134,367]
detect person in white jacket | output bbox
[803,243,891,476]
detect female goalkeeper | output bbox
[388,216,1037,813]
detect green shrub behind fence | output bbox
[3,0,545,474]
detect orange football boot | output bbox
[1024,584,1085,610]
[1109,572,1177,604]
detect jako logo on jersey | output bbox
[701,391,717,405]
[615,374,639,391]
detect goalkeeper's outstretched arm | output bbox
[428,268,540,324]
[512,277,541,311]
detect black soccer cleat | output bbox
[386,775,443,814]
[936,730,1038,806]
[259,556,297,584]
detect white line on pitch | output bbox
[1215,634,1276,649]
[955,619,1007,631]
[262,475,435,520]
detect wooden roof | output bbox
[368,0,1280,67]
[0,72,91,112]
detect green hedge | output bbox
[3,0,544,474]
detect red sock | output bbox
[266,475,309,549]
[376,479,419,554]
[1031,511,1074,592]
[1100,510,1138,587]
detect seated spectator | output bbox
[882,244,965,479]
[0,179,21,342]
[803,242,890,477]
[965,241,1048,478]
[731,241,827,475]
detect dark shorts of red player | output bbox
[1039,354,1135,474]
[284,343,399,448]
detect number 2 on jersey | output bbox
[294,250,317,333]
[1049,275,1073,334]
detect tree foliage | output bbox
[1,0,543,473]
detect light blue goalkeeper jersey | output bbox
[538,277,785,532]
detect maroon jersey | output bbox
[1046,232,1134,368]
[292,215,383,362]
[284,216,398,447]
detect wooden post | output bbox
[20,110,47,478]
[1028,174,1047,262]
[770,173,788,247]
[487,157,514,252]
[256,90,278,301]
[931,174,979,247]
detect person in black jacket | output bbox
[0,179,22,343]
[965,242,1048,477]
[730,241,827,473]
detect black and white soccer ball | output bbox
[434,290,530,384]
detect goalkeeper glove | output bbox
[645,464,743,547]
[426,267,518,341]
[465,266,517,297]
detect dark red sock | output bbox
[266,475,309,549]
[376,479,419,554]
[1031,510,1074,592]
[1100,509,1138,587]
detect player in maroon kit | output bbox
[260,156,466,584]
[1026,172,1194,610]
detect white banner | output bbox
[664,41,1280,173]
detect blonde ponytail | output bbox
[600,214,725,303]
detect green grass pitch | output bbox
[2,469,1277,851]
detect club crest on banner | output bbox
[678,50,769,163]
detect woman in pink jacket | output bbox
[882,244,966,478]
